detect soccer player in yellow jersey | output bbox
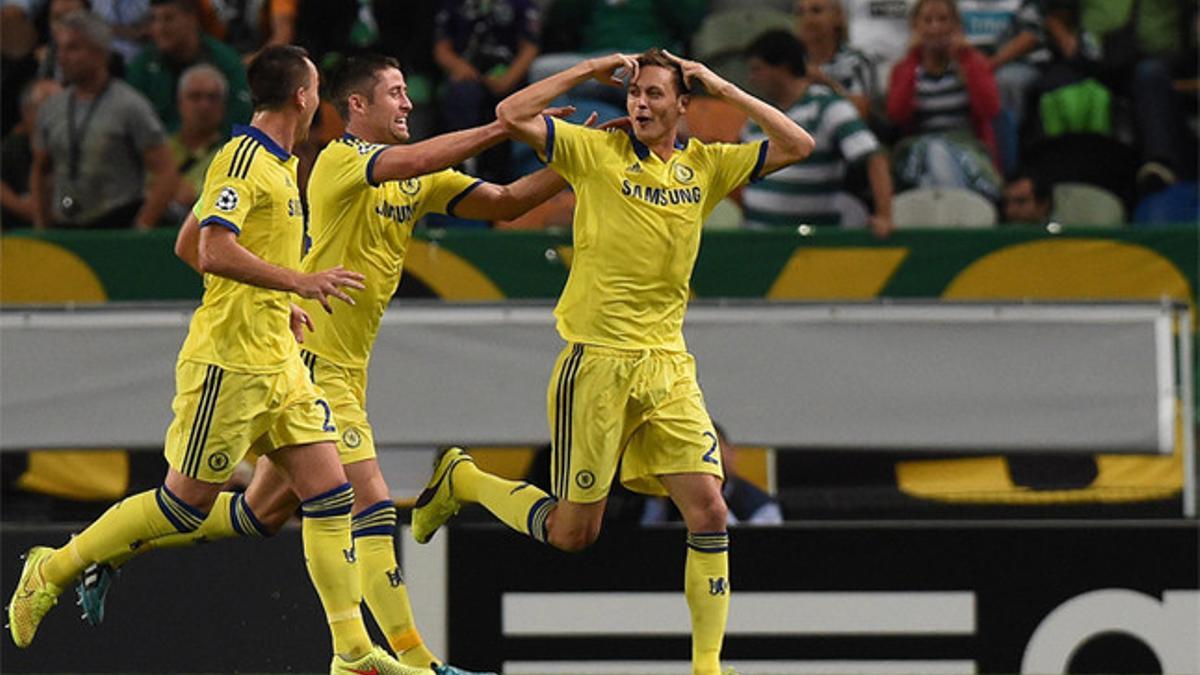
[7,46,429,675]
[260,53,574,674]
[66,52,583,675]
[410,49,815,675]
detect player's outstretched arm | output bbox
[453,167,567,221]
[662,50,815,175]
[198,225,365,313]
[495,53,638,150]
[369,121,509,185]
[454,111,607,221]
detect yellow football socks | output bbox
[453,462,556,542]
[105,491,268,568]
[43,486,205,587]
[301,483,370,659]
[352,501,438,667]
[685,532,730,675]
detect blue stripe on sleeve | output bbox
[200,215,241,235]
[543,114,555,164]
[749,140,770,183]
[366,146,387,187]
[446,179,484,217]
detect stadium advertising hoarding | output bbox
[444,523,1200,675]
[1,521,1195,674]
[2,227,1195,307]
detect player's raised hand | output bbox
[289,303,314,343]
[588,53,638,88]
[295,265,366,314]
[661,50,729,97]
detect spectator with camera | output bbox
[30,10,177,229]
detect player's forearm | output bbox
[372,123,507,183]
[503,167,568,217]
[199,229,301,292]
[496,59,594,128]
[463,168,567,221]
[724,86,815,167]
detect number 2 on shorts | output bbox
[702,431,719,465]
[316,399,336,432]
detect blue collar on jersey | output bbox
[232,124,292,161]
[627,130,688,160]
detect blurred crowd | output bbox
[1,0,1196,233]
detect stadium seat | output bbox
[892,187,998,228]
[833,192,870,228]
[1051,182,1126,227]
[693,8,794,91]
[685,96,748,143]
[703,197,742,230]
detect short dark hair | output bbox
[746,30,806,77]
[331,53,401,120]
[636,48,689,95]
[246,45,311,112]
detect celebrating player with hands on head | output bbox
[411,48,814,675]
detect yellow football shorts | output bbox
[164,356,339,483]
[300,349,376,465]
[546,343,724,502]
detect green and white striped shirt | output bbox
[740,85,880,228]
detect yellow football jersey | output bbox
[178,125,306,372]
[300,134,481,368]
[542,117,767,351]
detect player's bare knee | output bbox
[681,494,727,533]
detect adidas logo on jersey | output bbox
[626,162,643,174]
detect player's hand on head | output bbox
[661,50,725,96]
[297,265,366,314]
[591,53,638,88]
[289,303,314,343]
